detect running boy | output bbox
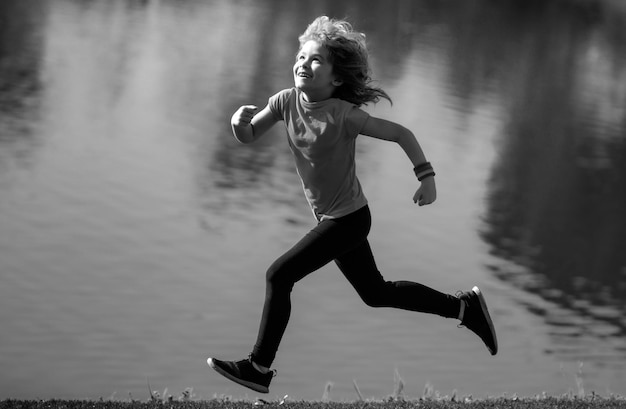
[208,16,497,394]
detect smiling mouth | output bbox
[297,72,312,78]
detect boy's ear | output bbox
[332,78,343,87]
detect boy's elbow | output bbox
[234,133,253,144]
[234,137,250,144]
[232,126,255,144]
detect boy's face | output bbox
[293,40,342,101]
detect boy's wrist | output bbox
[413,162,435,181]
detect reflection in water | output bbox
[1,0,626,400]
[0,0,45,172]
[475,0,626,354]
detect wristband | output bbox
[417,171,435,181]
[413,162,435,181]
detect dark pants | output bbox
[251,205,460,367]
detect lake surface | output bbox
[1,0,625,401]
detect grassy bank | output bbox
[1,398,626,409]
[2,396,626,409]
[2,375,625,409]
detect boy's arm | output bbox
[360,116,426,165]
[359,115,437,206]
[231,104,278,144]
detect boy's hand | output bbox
[231,105,258,127]
[413,177,437,206]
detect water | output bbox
[1,0,625,401]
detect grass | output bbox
[2,367,625,409]
[2,386,625,409]
[1,396,626,409]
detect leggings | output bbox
[251,205,460,367]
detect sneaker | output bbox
[458,286,498,355]
[207,356,274,393]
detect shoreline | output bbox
[2,395,626,409]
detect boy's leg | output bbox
[251,207,371,368]
[335,237,497,355]
[335,239,460,318]
[208,217,363,393]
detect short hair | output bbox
[298,16,392,106]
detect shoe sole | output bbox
[472,286,498,355]
[207,358,269,394]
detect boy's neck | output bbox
[300,89,334,103]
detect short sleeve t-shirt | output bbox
[269,88,370,221]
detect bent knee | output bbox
[265,260,296,290]
[360,292,390,308]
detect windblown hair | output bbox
[298,16,392,106]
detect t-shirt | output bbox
[269,88,370,221]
